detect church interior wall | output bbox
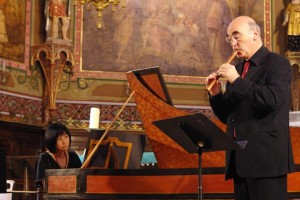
[1,1,300,198]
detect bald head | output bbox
[229,16,262,40]
[227,16,263,59]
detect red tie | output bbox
[242,61,250,78]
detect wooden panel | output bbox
[290,126,300,164]
[0,121,44,156]
[48,175,77,193]
[131,67,173,105]
[288,172,300,192]
[44,168,300,199]
[86,174,198,194]
[86,174,234,194]
[0,120,43,200]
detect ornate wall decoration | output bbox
[0,91,215,129]
[0,92,43,124]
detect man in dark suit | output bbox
[205,16,295,200]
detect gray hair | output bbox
[248,21,261,38]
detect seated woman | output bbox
[34,122,82,189]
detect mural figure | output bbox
[0,0,8,46]
[141,2,175,56]
[282,0,300,52]
[171,13,202,73]
[0,0,26,62]
[206,0,232,68]
[113,0,135,62]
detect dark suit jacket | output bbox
[210,46,295,179]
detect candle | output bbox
[89,107,100,129]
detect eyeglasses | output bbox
[226,29,255,43]
[225,32,241,43]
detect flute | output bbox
[206,51,238,91]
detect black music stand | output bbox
[153,113,241,200]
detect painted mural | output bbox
[0,0,26,62]
[81,0,264,77]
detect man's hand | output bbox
[217,63,240,84]
[205,72,222,96]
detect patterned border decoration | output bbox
[264,0,271,50]
[0,92,215,129]
[0,92,43,124]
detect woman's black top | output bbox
[34,150,82,188]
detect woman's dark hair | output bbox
[44,123,71,153]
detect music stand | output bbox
[153,113,241,200]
